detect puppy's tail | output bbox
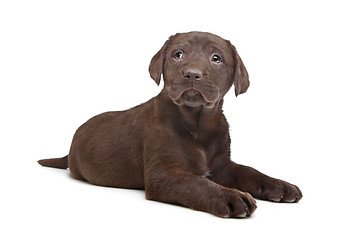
[38,155,68,169]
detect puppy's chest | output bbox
[185,138,221,178]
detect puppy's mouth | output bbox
[173,89,217,108]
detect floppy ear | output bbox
[148,37,171,85]
[229,43,250,96]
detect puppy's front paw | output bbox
[257,179,302,203]
[212,188,257,218]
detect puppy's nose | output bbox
[184,68,203,81]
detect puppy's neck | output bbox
[178,101,223,132]
[157,89,224,137]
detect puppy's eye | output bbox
[211,54,222,63]
[174,51,184,60]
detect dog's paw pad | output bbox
[269,196,282,202]
[236,213,247,218]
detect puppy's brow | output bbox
[211,47,224,55]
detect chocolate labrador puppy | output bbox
[38,31,302,218]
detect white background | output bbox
[1,0,359,239]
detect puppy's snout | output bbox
[184,68,203,82]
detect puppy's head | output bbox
[149,32,249,108]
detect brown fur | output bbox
[38,32,302,218]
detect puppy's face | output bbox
[149,32,249,108]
